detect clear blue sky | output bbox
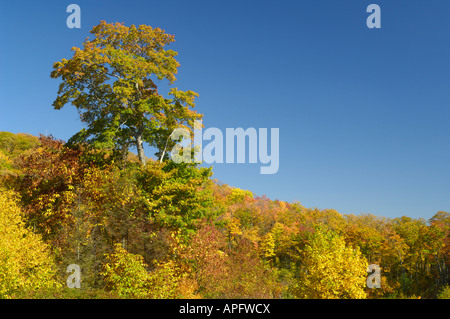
[1,0,449,220]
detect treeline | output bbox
[0,131,448,299]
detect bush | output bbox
[101,242,196,299]
[0,189,61,298]
[437,285,450,299]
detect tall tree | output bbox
[51,21,202,165]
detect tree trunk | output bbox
[120,142,130,167]
[135,134,146,166]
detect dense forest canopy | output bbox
[0,131,448,299]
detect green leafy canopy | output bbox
[51,21,202,165]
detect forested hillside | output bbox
[0,131,448,299]
[0,21,448,299]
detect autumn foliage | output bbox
[0,189,60,298]
[0,132,448,299]
[0,21,448,299]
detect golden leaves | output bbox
[0,189,61,298]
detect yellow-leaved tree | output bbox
[292,227,368,299]
[0,189,60,298]
[102,239,198,299]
